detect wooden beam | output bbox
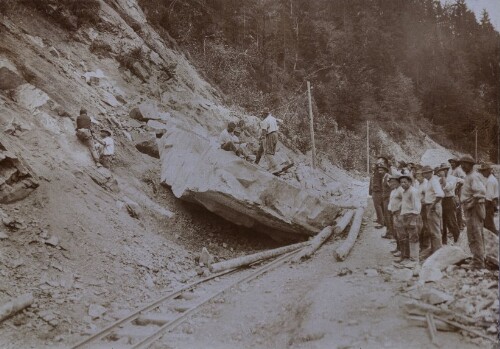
[0,293,33,324]
[334,207,365,261]
[209,241,309,273]
[292,210,355,263]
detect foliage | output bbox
[140,0,500,167]
[20,0,100,30]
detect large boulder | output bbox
[158,125,345,241]
[0,143,39,204]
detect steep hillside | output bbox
[0,1,366,348]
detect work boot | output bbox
[409,243,420,264]
[419,247,432,260]
[392,251,401,257]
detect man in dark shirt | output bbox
[75,108,100,166]
[369,156,388,229]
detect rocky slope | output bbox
[0,1,367,347]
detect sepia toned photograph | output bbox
[0,0,498,348]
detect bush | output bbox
[21,0,100,30]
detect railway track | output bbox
[71,249,301,349]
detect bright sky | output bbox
[442,0,500,31]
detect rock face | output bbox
[0,142,39,204]
[158,125,345,241]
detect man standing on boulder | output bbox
[460,155,487,269]
[75,108,101,167]
[478,162,498,235]
[257,108,279,173]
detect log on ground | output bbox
[209,241,310,273]
[292,209,355,263]
[0,293,33,323]
[334,207,365,261]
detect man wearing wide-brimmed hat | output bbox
[369,157,389,229]
[398,173,422,268]
[421,165,445,258]
[460,155,487,269]
[414,167,430,256]
[436,162,462,244]
[95,129,115,169]
[478,162,498,235]
[387,174,403,257]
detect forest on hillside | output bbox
[139,0,499,168]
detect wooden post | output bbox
[475,127,478,162]
[366,120,370,174]
[307,81,316,169]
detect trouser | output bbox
[100,155,113,169]
[255,141,264,164]
[401,213,421,260]
[456,200,464,228]
[372,192,384,226]
[392,211,402,252]
[465,203,486,269]
[442,197,460,244]
[419,206,430,249]
[484,200,498,235]
[426,202,442,253]
[383,196,392,235]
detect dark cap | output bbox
[80,108,87,115]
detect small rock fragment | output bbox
[364,269,378,277]
[88,304,107,319]
[0,231,8,240]
[420,288,454,305]
[199,247,213,267]
[44,235,59,247]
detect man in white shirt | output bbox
[256,108,279,173]
[399,174,422,267]
[460,155,487,270]
[95,129,114,168]
[478,162,498,235]
[422,165,445,256]
[436,163,463,244]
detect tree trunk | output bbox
[209,241,309,273]
[334,207,365,261]
[292,209,355,263]
[0,293,33,324]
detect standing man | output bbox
[415,167,430,258]
[436,163,462,244]
[460,155,487,270]
[399,174,422,268]
[380,164,394,239]
[387,175,403,257]
[422,165,445,257]
[257,108,279,173]
[449,158,466,229]
[369,156,388,229]
[75,108,101,167]
[478,162,499,235]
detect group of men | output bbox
[75,108,115,168]
[370,155,498,270]
[219,108,282,174]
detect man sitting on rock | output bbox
[94,129,115,169]
[75,108,101,167]
[218,122,244,156]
